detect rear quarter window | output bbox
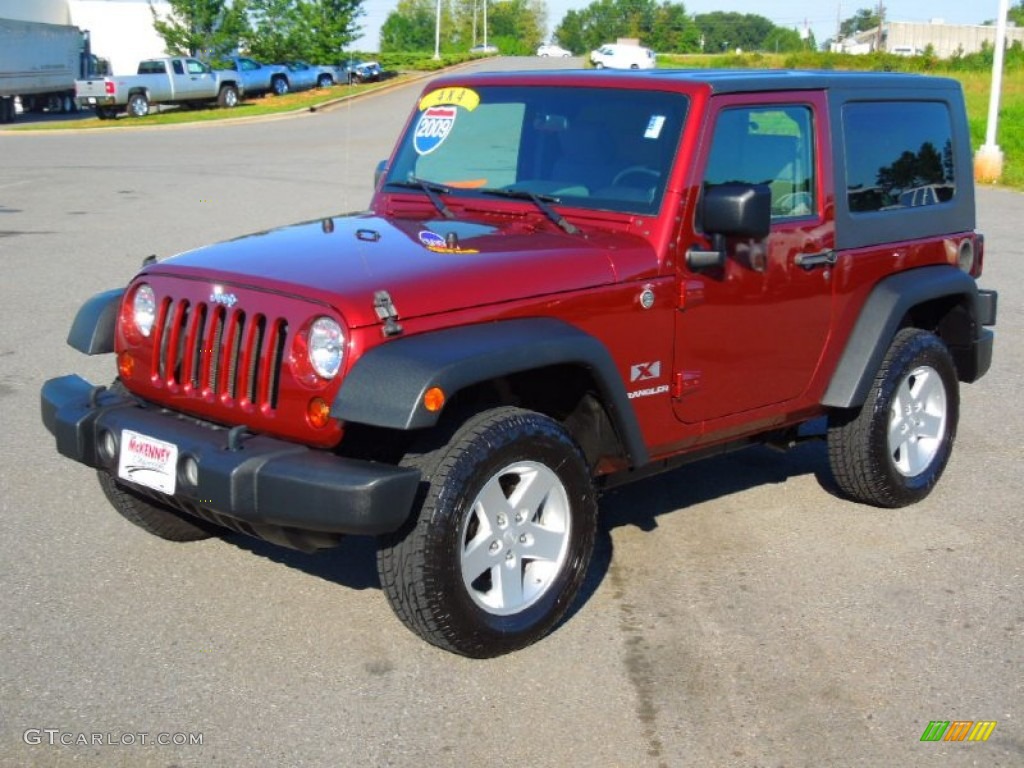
[843,101,955,213]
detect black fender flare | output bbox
[822,265,981,408]
[67,288,123,355]
[331,318,650,467]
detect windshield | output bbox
[386,85,688,216]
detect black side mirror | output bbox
[687,183,771,270]
[374,160,389,190]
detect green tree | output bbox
[1010,2,1024,26]
[488,0,547,54]
[553,0,700,54]
[150,0,249,59]
[381,0,441,52]
[839,8,879,39]
[296,0,364,61]
[762,26,805,53]
[245,0,303,61]
[695,12,774,52]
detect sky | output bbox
[351,0,1008,52]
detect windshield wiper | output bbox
[387,177,455,219]
[479,188,580,235]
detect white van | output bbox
[589,43,655,70]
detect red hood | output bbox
[145,212,659,328]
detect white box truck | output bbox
[0,16,106,123]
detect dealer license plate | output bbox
[117,429,178,495]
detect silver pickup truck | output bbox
[75,56,243,119]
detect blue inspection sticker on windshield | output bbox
[414,106,457,155]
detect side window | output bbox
[843,101,955,213]
[704,105,816,220]
[186,59,205,75]
[171,60,184,76]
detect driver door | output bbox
[672,92,835,425]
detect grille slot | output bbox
[153,298,287,411]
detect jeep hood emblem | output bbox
[210,286,238,308]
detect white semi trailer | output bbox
[0,16,105,123]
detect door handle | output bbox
[794,250,837,268]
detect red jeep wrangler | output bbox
[42,70,997,657]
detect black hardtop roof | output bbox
[445,68,961,95]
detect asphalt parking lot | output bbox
[1,57,1021,767]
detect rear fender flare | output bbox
[822,266,980,408]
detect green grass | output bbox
[10,75,416,131]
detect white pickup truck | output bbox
[75,56,244,119]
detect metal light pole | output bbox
[483,0,488,50]
[434,0,442,60]
[975,0,1010,182]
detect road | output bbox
[1,57,1021,767]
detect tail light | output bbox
[105,81,115,95]
[972,233,985,277]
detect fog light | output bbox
[423,386,445,413]
[307,397,331,428]
[98,430,116,463]
[118,351,135,379]
[181,455,199,488]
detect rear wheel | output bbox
[828,328,959,507]
[317,74,333,88]
[377,407,597,657]
[95,105,116,120]
[126,92,149,117]
[271,76,289,96]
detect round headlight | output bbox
[308,317,344,379]
[132,283,156,338]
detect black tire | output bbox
[95,105,116,120]
[317,74,333,88]
[217,84,239,108]
[95,380,221,541]
[827,328,959,508]
[126,92,149,117]
[271,76,289,96]
[377,407,597,657]
[97,472,222,542]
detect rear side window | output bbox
[843,102,955,213]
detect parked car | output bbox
[590,43,655,69]
[43,69,996,658]
[537,43,572,57]
[281,61,322,92]
[74,56,242,118]
[217,56,291,96]
[469,44,499,55]
[339,59,381,83]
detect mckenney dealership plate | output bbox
[117,429,178,494]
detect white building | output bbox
[838,19,1024,58]
[0,0,173,75]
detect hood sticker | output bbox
[418,230,479,255]
[414,106,457,155]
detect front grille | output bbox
[152,297,288,410]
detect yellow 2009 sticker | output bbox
[418,87,480,112]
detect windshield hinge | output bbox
[373,290,403,337]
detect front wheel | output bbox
[217,84,239,108]
[126,92,149,117]
[377,407,597,657]
[828,328,959,507]
[317,74,333,88]
[271,76,289,96]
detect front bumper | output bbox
[41,375,420,539]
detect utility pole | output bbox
[875,1,885,52]
[976,0,1010,181]
[483,0,488,50]
[434,0,441,60]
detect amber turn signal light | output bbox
[423,386,445,413]
[117,351,134,380]
[307,397,331,428]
